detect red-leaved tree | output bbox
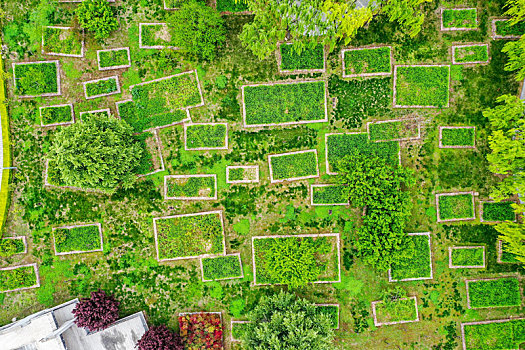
[136,325,184,350]
[72,290,120,332]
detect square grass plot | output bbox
[42,26,83,57]
[39,104,74,126]
[462,318,525,350]
[116,100,188,133]
[393,65,450,108]
[0,264,40,293]
[449,246,485,268]
[372,297,419,326]
[216,0,249,12]
[226,165,259,184]
[466,277,522,309]
[268,150,319,183]
[13,61,61,97]
[184,123,228,150]
[452,44,489,65]
[83,76,120,99]
[200,253,243,281]
[368,119,420,142]
[441,8,478,30]
[52,224,103,255]
[311,184,348,206]
[493,19,525,39]
[481,202,516,222]
[439,126,475,148]
[279,43,325,73]
[342,46,392,77]
[437,192,475,222]
[164,174,217,200]
[97,47,131,70]
[153,211,226,261]
[389,233,432,282]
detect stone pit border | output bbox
[97,47,131,71]
[138,23,179,50]
[138,129,166,178]
[39,103,75,127]
[184,123,229,150]
[226,165,260,184]
[268,149,320,183]
[435,191,476,222]
[41,26,85,58]
[438,126,476,149]
[480,200,517,223]
[452,43,490,65]
[465,276,523,309]
[0,263,41,293]
[388,232,433,282]
[371,296,420,327]
[251,232,342,286]
[393,65,451,108]
[460,317,525,350]
[341,46,393,78]
[366,118,421,142]
[276,42,327,74]
[13,60,62,98]
[491,18,522,39]
[315,303,340,329]
[82,75,121,100]
[230,320,250,342]
[497,240,522,264]
[163,174,218,200]
[199,252,244,282]
[52,223,104,256]
[79,108,112,121]
[440,8,479,31]
[310,184,349,206]
[448,246,486,269]
[241,80,328,128]
[1,236,28,255]
[153,210,226,262]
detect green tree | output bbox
[76,0,119,41]
[502,0,525,80]
[167,1,226,61]
[495,222,525,263]
[242,291,335,350]
[505,0,525,25]
[48,113,143,192]
[380,0,431,37]
[336,151,415,271]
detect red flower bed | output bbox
[178,312,224,350]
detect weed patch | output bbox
[279,43,324,72]
[200,253,243,281]
[343,46,391,77]
[394,65,450,108]
[437,192,475,221]
[53,223,103,255]
[466,277,522,308]
[481,202,515,222]
[389,233,432,281]
[269,150,319,182]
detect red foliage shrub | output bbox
[178,312,224,349]
[136,325,184,350]
[72,289,120,332]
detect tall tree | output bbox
[505,0,525,25]
[495,222,525,263]
[380,0,431,37]
[502,0,525,80]
[76,0,119,40]
[72,290,120,332]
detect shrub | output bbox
[280,43,324,71]
[201,255,243,281]
[136,325,184,350]
[72,290,120,332]
[76,0,119,40]
[442,8,477,29]
[467,277,521,308]
[178,313,224,349]
[315,305,339,329]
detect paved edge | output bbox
[0,39,12,236]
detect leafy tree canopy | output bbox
[502,0,525,80]
[48,112,143,192]
[136,325,184,350]
[76,0,119,41]
[495,222,525,263]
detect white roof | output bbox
[0,312,66,350]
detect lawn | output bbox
[442,8,478,29]
[53,224,102,254]
[343,46,391,76]
[463,319,525,350]
[185,123,228,150]
[164,174,217,200]
[269,150,319,182]
[373,297,418,326]
[42,26,83,56]
[389,233,432,281]
[394,65,450,107]
[482,202,515,222]
[467,277,522,308]
[13,61,60,97]
[440,127,475,147]
[311,184,348,205]
[453,44,489,64]
[449,246,485,268]
[279,43,325,72]
[97,48,131,70]
[368,119,419,141]
[39,104,73,126]
[437,193,475,221]
[200,254,243,281]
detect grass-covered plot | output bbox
[79,108,111,120]
[1,237,27,256]
[436,192,475,222]
[242,81,327,127]
[394,65,450,108]
[498,240,523,264]
[200,253,243,281]
[372,297,419,327]
[134,131,164,176]
[481,201,516,222]
[493,18,525,39]
[83,76,120,99]
[466,277,522,309]
[389,232,432,282]
[97,47,131,70]
[154,211,226,261]
[52,223,103,255]
[342,46,391,77]
[441,8,478,30]
[449,246,485,268]
[311,184,348,206]
[163,0,182,9]
[39,103,74,126]
[116,100,188,133]
[164,174,217,200]
[139,23,177,49]
[42,26,83,57]
[226,165,259,184]
[184,123,228,150]
[13,61,60,97]
[462,318,525,350]
[268,150,319,183]
[315,304,339,329]
[231,320,250,342]
[439,126,476,148]
[0,264,40,293]
[279,43,325,72]
[216,0,249,12]
[452,44,489,64]
[368,119,420,142]
[325,133,400,174]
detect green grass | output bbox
[98,48,130,68]
[468,277,522,308]
[117,100,187,133]
[454,45,488,63]
[438,193,474,220]
[140,23,175,47]
[40,104,72,125]
[315,305,339,329]
[270,150,318,181]
[201,254,243,280]
[482,202,515,222]
[374,298,418,324]
[42,27,82,56]
[343,46,391,76]
[440,127,475,147]
[464,319,525,350]
[185,124,227,149]
[231,321,250,341]
[369,120,419,141]
[280,44,324,71]
[53,225,101,254]
[394,66,450,107]
[84,77,118,98]
[326,133,399,173]
[227,167,257,182]
[390,234,431,281]
[311,185,348,205]
[216,0,248,12]
[165,175,216,199]
[495,19,525,36]
[14,62,58,96]
[450,247,484,267]
[243,81,326,126]
[442,8,477,29]
[155,212,224,260]
[0,265,38,292]
[134,132,158,175]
